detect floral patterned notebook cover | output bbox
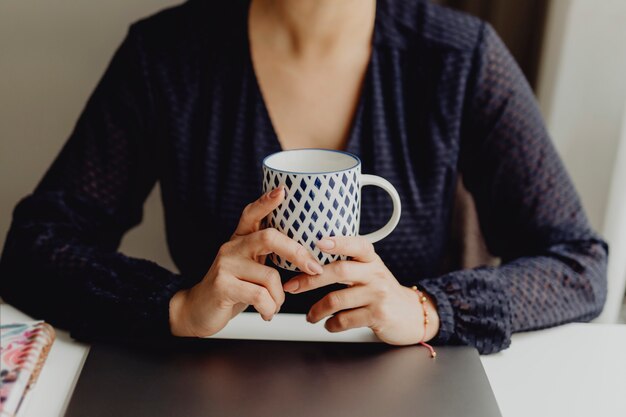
[1,322,55,417]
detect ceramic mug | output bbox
[262,149,401,271]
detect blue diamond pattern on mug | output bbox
[262,165,361,271]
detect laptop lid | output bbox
[65,336,501,417]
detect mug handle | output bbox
[359,174,402,243]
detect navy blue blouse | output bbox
[0,0,607,354]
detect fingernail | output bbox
[269,186,283,198]
[308,261,324,275]
[316,238,335,250]
[283,280,299,293]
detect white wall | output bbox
[0,0,181,272]
[537,0,626,322]
[602,107,626,323]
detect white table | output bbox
[481,323,626,417]
[2,304,625,417]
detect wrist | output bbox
[169,289,191,337]
[407,285,440,343]
[421,292,440,342]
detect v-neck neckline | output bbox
[243,0,380,154]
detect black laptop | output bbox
[64,338,501,417]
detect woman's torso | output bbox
[141,0,481,311]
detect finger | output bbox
[234,186,285,236]
[316,235,377,262]
[324,307,372,333]
[283,260,371,294]
[244,228,324,276]
[227,258,285,312]
[307,286,374,324]
[227,280,276,321]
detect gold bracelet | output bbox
[410,285,437,358]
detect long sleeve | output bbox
[0,26,184,341]
[418,23,608,354]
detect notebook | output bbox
[0,322,55,417]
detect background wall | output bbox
[0,0,181,272]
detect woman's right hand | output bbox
[169,186,324,337]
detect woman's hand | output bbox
[283,236,440,345]
[169,186,324,337]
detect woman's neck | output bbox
[250,0,376,59]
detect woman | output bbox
[0,0,607,354]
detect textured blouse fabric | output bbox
[0,0,607,354]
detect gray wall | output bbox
[0,0,182,272]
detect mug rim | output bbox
[262,148,361,175]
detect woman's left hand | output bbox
[282,236,440,345]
